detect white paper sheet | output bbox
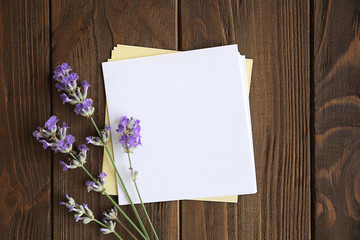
[102,45,257,205]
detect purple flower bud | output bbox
[65,135,75,145]
[82,80,91,88]
[86,136,103,146]
[99,172,107,180]
[32,130,41,140]
[57,140,65,150]
[74,99,94,118]
[62,73,79,85]
[116,116,142,151]
[120,116,129,126]
[39,140,51,149]
[78,144,89,151]
[119,135,128,146]
[74,216,82,222]
[60,93,70,104]
[56,134,75,153]
[45,115,59,130]
[81,80,91,99]
[55,82,64,92]
[53,63,71,81]
[85,180,95,188]
[116,124,124,133]
[128,136,137,147]
[54,72,78,93]
[59,161,69,171]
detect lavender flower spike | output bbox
[57,135,75,153]
[100,219,116,235]
[60,195,94,224]
[53,63,71,81]
[86,136,102,146]
[33,117,90,171]
[85,172,107,194]
[58,144,90,172]
[52,63,95,118]
[74,98,94,118]
[103,207,118,221]
[116,116,142,152]
[33,116,75,154]
[86,124,111,147]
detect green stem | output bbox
[115,218,139,240]
[92,218,108,228]
[113,231,124,240]
[127,152,159,240]
[93,218,123,240]
[90,117,150,240]
[68,153,148,240]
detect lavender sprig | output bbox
[60,194,95,224]
[65,153,147,240]
[33,116,148,240]
[53,63,94,118]
[52,64,151,240]
[89,117,150,239]
[116,116,159,240]
[60,195,122,239]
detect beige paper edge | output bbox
[103,45,253,203]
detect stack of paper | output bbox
[102,45,257,205]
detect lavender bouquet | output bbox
[33,63,158,240]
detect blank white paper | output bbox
[102,45,257,205]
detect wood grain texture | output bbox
[3,0,360,238]
[313,0,360,239]
[234,0,311,239]
[180,0,311,239]
[51,0,178,239]
[0,0,51,239]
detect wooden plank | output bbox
[0,0,51,239]
[51,0,178,239]
[313,0,360,239]
[233,0,311,238]
[180,0,311,239]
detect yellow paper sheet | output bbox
[103,45,253,203]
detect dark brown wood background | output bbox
[0,0,359,239]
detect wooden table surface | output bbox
[1,0,359,239]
